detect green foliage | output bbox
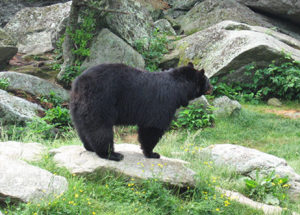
[0,78,9,90]
[172,104,215,130]
[67,10,96,63]
[60,65,81,88]
[251,57,300,100]
[41,91,63,107]
[134,28,169,72]
[26,92,71,139]
[212,55,300,102]
[244,170,290,206]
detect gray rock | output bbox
[0,141,46,162]
[105,0,153,46]
[0,28,17,69]
[50,144,195,187]
[171,21,300,82]
[163,0,202,19]
[201,144,300,198]
[0,72,69,102]
[0,155,68,203]
[0,0,25,27]
[154,19,176,35]
[218,188,299,215]
[177,0,274,35]
[4,2,71,55]
[80,28,145,71]
[213,96,241,117]
[267,98,282,107]
[237,0,300,25]
[0,89,44,125]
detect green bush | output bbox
[134,28,169,72]
[244,170,290,206]
[172,104,215,130]
[43,106,71,129]
[0,78,9,90]
[212,55,300,102]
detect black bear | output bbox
[70,63,212,161]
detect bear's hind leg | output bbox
[138,127,165,159]
[86,126,124,161]
[76,128,94,152]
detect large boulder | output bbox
[50,144,196,187]
[166,21,300,82]
[105,0,153,46]
[154,19,176,35]
[177,0,273,35]
[0,0,24,27]
[0,89,44,125]
[4,2,71,55]
[163,0,202,19]
[0,141,46,162]
[237,0,300,25]
[0,155,68,203]
[200,144,300,198]
[0,72,69,101]
[0,29,17,69]
[81,28,145,71]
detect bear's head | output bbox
[187,63,213,97]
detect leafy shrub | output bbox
[43,106,71,129]
[251,57,300,100]
[0,78,9,90]
[41,91,63,107]
[244,170,290,206]
[60,65,81,89]
[212,55,300,102]
[172,104,215,130]
[67,10,96,63]
[134,28,169,72]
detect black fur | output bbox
[70,63,212,161]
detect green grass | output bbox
[1,103,300,214]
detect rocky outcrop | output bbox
[177,0,273,35]
[163,0,202,19]
[237,0,300,25]
[0,72,69,102]
[4,2,71,55]
[50,144,196,187]
[0,155,68,203]
[80,28,145,71]
[0,28,17,69]
[200,144,300,198]
[166,21,300,82]
[154,19,176,35]
[0,89,44,125]
[105,0,153,46]
[213,96,241,117]
[0,141,46,162]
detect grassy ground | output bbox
[0,103,299,215]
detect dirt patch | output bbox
[264,109,300,119]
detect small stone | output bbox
[267,98,282,107]
[213,96,241,117]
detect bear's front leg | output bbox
[138,127,165,159]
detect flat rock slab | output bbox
[50,144,195,187]
[0,141,46,162]
[201,144,300,198]
[0,155,68,203]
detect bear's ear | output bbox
[199,69,205,75]
[187,62,194,68]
